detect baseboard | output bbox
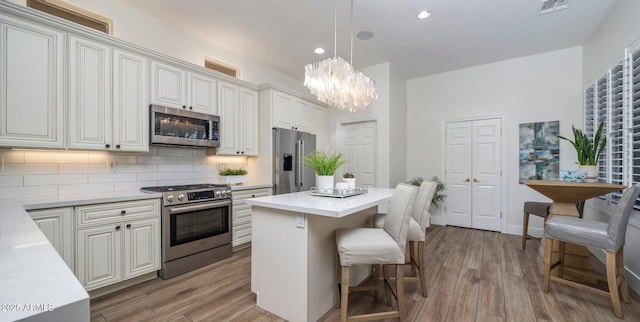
[88,272,158,299]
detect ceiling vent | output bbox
[540,0,568,15]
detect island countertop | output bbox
[245,187,394,218]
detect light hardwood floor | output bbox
[91,226,640,321]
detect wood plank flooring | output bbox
[91,226,640,321]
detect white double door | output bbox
[445,118,502,232]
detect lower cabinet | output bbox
[232,188,271,247]
[75,199,161,291]
[28,207,74,272]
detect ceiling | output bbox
[113,0,617,81]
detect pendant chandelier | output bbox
[304,0,377,112]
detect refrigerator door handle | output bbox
[295,140,300,188]
[299,140,305,187]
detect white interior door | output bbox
[342,121,377,187]
[445,118,502,231]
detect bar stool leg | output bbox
[543,238,552,293]
[617,247,630,304]
[522,210,530,249]
[396,263,405,320]
[606,252,623,318]
[418,240,428,297]
[383,265,392,306]
[340,266,350,322]
[558,241,566,278]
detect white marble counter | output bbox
[0,191,162,321]
[245,187,395,218]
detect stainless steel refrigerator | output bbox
[273,128,316,195]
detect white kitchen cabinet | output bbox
[151,60,217,115]
[113,48,149,152]
[69,36,149,152]
[217,81,259,156]
[0,16,64,148]
[271,90,310,132]
[28,208,74,272]
[68,35,112,150]
[75,199,161,291]
[232,188,271,246]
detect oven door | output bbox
[163,200,231,262]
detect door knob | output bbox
[473,178,479,182]
[465,178,470,182]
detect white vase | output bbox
[579,165,598,183]
[317,175,334,190]
[221,175,246,185]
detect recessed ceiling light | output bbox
[417,10,431,19]
[314,47,325,54]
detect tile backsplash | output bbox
[0,147,248,200]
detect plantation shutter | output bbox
[631,47,640,209]
[596,75,608,184]
[610,61,625,203]
[585,86,596,138]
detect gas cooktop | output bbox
[141,183,232,204]
[140,183,228,193]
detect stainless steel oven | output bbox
[141,184,232,279]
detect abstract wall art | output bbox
[519,121,560,183]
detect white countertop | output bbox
[0,191,162,321]
[245,187,395,218]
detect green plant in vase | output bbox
[557,121,606,182]
[302,151,348,189]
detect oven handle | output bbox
[168,200,231,215]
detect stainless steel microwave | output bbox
[150,105,220,148]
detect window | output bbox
[204,59,237,77]
[586,45,640,209]
[27,0,112,34]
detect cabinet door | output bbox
[217,82,239,155]
[113,48,148,152]
[293,99,310,131]
[124,218,160,279]
[188,71,217,114]
[272,91,294,129]
[309,104,325,150]
[0,18,64,148]
[232,188,270,246]
[240,88,258,156]
[151,61,185,109]
[29,208,74,272]
[76,225,122,291]
[68,35,112,150]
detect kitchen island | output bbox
[246,187,395,322]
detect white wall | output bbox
[406,46,583,230]
[389,64,407,187]
[10,0,306,92]
[327,62,391,188]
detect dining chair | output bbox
[521,201,551,249]
[336,183,418,322]
[371,181,436,297]
[543,185,640,319]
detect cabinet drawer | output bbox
[232,222,252,246]
[76,199,160,227]
[233,207,252,225]
[232,189,270,202]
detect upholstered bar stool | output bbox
[372,181,436,297]
[521,201,551,249]
[336,183,418,322]
[543,185,640,319]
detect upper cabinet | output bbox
[151,60,217,115]
[217,81,258,156]
[0,16,65,148]
[271,91,310,132]
[68,35,148,152]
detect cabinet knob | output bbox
[241,151,244,154]
[126,224,131,228]
[105,144,111,148]
[121,210,126,215]
[182,105,187,109]
[236,151,240,154]
[189,106,193,110]
[252,194,255,198]
[473,178,480,182]
[116,144,121,149]
[115,225,121,230]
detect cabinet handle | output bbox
[189,106,193,110]
[105,144,111,148]
[126,224,131,228]
[473,178,480,182]
[252,194,255,198]
[121,210,126,215]
[182,105,186,109]
[236,151,240,154]
[115,225,121,230]
[241,151,244,154]
[116,144,121,149]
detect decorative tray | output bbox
[310,186,368,198]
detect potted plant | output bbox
[302,151,348,190]
[557,121,606,182]
[218,167,248,185]
[407,176,446,208]
[342,172,356,188]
